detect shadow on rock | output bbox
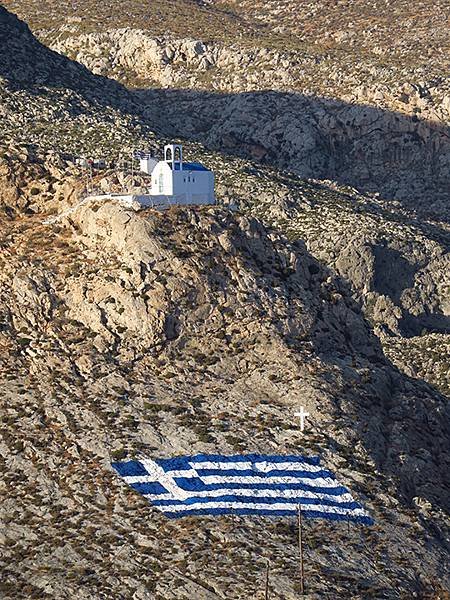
[137,87,450,214]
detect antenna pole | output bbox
[265,559,270,600]
[297,504,305,595]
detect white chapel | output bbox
[140,144,215,206]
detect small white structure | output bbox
[62,144,216,217]
[139,155,158,175]
[141,144,215,206]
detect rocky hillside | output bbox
[5,3,449,208]
[46,27,450,121]
[5,0,449,80]
[2,142,449,402]
[0,5,449,598]
[138,87,450,208]
[1,153,449,599]
[0,6,156,156]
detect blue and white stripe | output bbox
[112,454,373,524]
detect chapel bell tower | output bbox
[164,144,183,171]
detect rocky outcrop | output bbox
[66,201,377,359]
[0,147,81,214]
[52,31,297,90]
[319,233,449,338]
[50,29,450,125]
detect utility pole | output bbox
[298,504,305,595]
[89,161,93,193]
[120,155,125,192]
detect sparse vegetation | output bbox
[0,3,448,599]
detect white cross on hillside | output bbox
[294,407,310,432]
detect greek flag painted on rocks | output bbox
[112,454,373,524]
